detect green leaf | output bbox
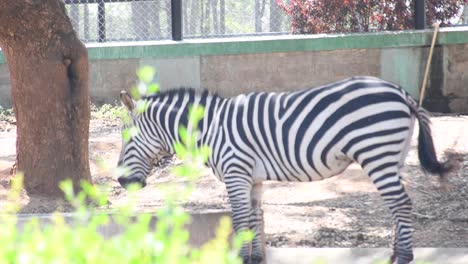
[121,112,133,126]
[174,142,188,159]
[137,66,156,84]
[122,126,139,142]
[59,180,74,202]
[178,126,188,145]
[312,258,328,264]
[171,166,191,178]
[198,146,211,162]
[113,165,130,178]
[148,83,160,94]
[188,105,205,127]
[136,99,149,114]
[130,86,141,100]
[137,83,148,96]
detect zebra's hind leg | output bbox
[249,183,266,264]
[385,190,413,264]
[361,163,414,264]
[224,175,254,264]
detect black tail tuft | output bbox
[402,91,453,178]
[417,116,452,177]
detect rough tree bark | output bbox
[0,0,92,196]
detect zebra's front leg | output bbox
[249,183,266,264]
[225,176,255,264]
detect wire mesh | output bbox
[182,0,290,38]
[64,0,290,43]
[64,0,172,43]
[63,1,467,43]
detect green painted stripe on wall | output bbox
[1,27,468,63]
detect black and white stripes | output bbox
[117,76,450,264]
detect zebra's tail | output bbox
[406,95,453,177]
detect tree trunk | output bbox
[0,0,92,197]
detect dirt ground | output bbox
[0,113,467,248]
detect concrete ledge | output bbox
[14,211,230,247]
[11,212,468,263]
[266,248,468,264]
[1,27,468,63]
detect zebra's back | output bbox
[216,76,415,182]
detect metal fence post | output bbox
[171,0,183,40]
[98,0,106,42]
[415,0,426,29]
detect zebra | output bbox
[117,76,451,264]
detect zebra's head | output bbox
[117,90,166,189]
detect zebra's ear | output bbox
[120,90,135,111]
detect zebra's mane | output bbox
[143,87,221,102]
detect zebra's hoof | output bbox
[390,258,413,264]
[390,250,414,264]
[250,254,264,264]
[118,175,146,189]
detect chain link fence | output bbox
[182,0,290,38]
[64,0,172,42]
[64,0,290,43]
[62,1,468,43]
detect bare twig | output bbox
[448,218,468,223]
[412,212,436,219]
[412,212,468,223]
[412,187,436,197]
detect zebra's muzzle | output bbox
[118,175,147,189]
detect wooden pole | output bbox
[419,23,440,107]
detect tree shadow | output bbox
[17,195,73,214]
[264,191,392,248]
[263,150,467,248]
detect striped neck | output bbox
[143,88,227,154]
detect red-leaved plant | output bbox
[277,0,464,34]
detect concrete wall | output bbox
[1,28,467,113]
[0,63,9,108]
